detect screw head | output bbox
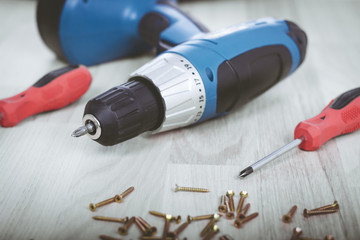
[240,191,248,197]
[226,190,234,197]
[234,219,242,228]
[282,214,292,223]
[187,215,193,223]
[175,215,181,224]
[150,226,157,235]
[114,194,122,203]
[89,203,96,212]
[293,227,302,234]
[166,214,173,221]
[218,205,227,213]
[226,212,234,220]
[303,208,309,217]
[332,201,339,210]
[118,226,127,236]
[213,213,221,220]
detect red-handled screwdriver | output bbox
[0,65,92,127]
[239,87,360,178]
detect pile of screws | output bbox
[283,201,339,240]
[89,186,339,239]
[218,190,259,230]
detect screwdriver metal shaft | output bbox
[239,138,303,178]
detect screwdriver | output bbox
[0,65,92,127]
[239,87,360,178]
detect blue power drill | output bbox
[36,0,208,66]
[72,18,307,146]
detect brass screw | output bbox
[93,216,129,223]
[118,216,135,236]
[237,203,250,219]
[99,235,123,240]
[140,237,172,240]
[162,214,172,240]
[137,217,157,236]
[203,225,220,240]
[298,237,322,240]
[290,227,303,240]
[149,210,181,223]
[218,195,227,213]
[282,205,298,223]
[117,186,135,202]
[135,217,153,236]
[303,208,338,218]
[219,235,233,240]
[200,213,221,237]
[323,236,335,240]
[225,200,234,219]
[167,221,189,238]
[311,201,339,211]
[174,184,210,193]
[236,191,248,215]
[89,195,121,212]
[233,212,258,228]
[187,214,214,223]
[226,190,235,212]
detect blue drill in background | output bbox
[72,17,307,146]
[36,0,208,66]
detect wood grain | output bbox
[0,0,359,239]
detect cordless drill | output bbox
[36,0,208,66]
[72,18,307,146]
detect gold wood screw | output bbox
[290,227,303,240]
[137,217,157,236]
[187,214,214,223]
[237,203,250,219]
[311,201,339,211]
[118,216,135,236]
[93,216,129,223]
[200,213,221,237]
[162,214,172,240]
[149,210,181,223]
[233,212,258,228]
[236,191,248,215]
[89,195,121,212]
[219,235,233,240]
[117,186,135,202]
[218,195,227,213]
[174,184,210,193]
[203,225,220,240]
[225,200,234,219]
[99,235,123,240]
[167,221,189,238]
[226,190,235,212]
[303,208,338,218]
[282,205,298,223]
[135,217,153,236]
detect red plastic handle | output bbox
[0,65,92,127]
[294,87,360,151]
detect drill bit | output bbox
[239,138,303,178]
[71,122,96,137]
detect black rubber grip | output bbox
[84,78,164,146]
[330,87,360,110]
[33,65,79,88]
[216,45,293,113]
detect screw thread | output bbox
[304,209,338,217]
[203,225,219,240]
[120,186,135,198]
[236,197,245,214]
[200,215,220,237]
[288,205,298,217]
[173,221,189,235]
[162,218,171,240]
[311,201,339,211]
[149,210,166,218]
[138,217,151,229]
[238,203,250,219]
[93,216,128,223]
[175,185,209,193]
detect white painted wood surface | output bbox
[0,0,359,239]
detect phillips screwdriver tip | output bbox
[239,167,253,178]
[71,126,88,137]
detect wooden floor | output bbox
[0,0,359,239]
